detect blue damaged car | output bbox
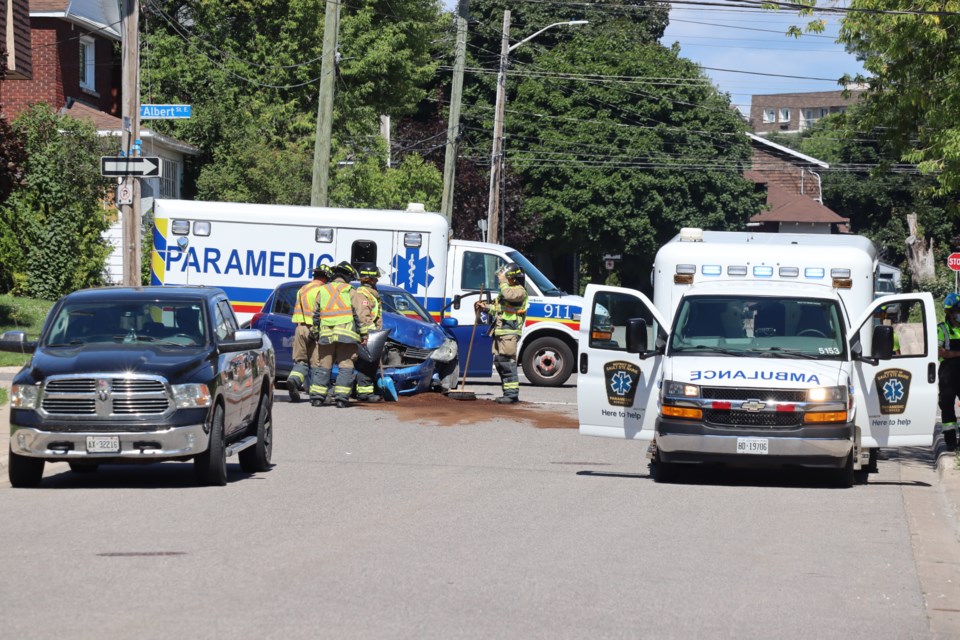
[249,281,460,395]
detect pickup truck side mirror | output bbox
[872,324,895,360]
[625,318,648,354]
[220,329,265,353]
[0,330,38,354]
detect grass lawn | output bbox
[0,294,54,368]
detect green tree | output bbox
[766,113,953,290]
[836,0,960,195]
[140,0,443,205]
[0,105,112,297]
[458,1,762,288]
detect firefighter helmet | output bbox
[502,262,524,284]
[333,261,358,281]
[313,263,333,279]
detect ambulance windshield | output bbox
[669,296,845,360]
[505,251,564,296]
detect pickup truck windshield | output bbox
[669,295,845,360]
[44,300,207,347]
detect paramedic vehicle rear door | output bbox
[851,293,937,448]
[578,285,668,440]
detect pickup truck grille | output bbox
[39,374,171,418]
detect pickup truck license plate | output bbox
[736,437,768,455]
[86,436,120,453]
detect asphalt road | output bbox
[1,373,959,639]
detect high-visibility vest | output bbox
[938,322,960,361]
[292,281,323,324]
[493,283,529,337]
[316,281,359,342]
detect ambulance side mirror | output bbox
[625,318,648,354]
[452,295,462,310]
[872,324,895,360]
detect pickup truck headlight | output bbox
[429,338,458,363]
[10,384,39,409]
[172,383,212,408]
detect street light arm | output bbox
[507,20,588,53]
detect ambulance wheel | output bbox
[521,337,573,387]
[835,452,855,489]
[652,449,679,484]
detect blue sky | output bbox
[661,4,865,116]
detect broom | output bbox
[447,288,487,401]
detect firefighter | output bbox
[311,261,360,408]
[352,263,384,403]
[287,264,331,402]
[475,262,529,404]
[938,293,960,449]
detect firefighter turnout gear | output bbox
[352,275,384,402]
[310,275,360,407]
[287,270,329,402]
[477,269,529,403]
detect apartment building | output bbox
[750,89,864,134]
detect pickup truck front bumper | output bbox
[655,417,854,468]
[10,423,210,460]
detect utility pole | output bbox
[486,10,510,244]
[311,0,341,207]
[120,0,141,286]
[440,13,467,226]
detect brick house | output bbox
[0,0,195,202]
[749,90,864,135]
[745,132,849,234]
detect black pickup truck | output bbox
[1,286,275,487]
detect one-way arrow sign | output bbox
[101,156,162,178]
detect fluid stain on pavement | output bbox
[361,393,578,429]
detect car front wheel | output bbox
[240,391,273,473]
[9,447,44,488]
[195,405,228,486]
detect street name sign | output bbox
[949,253,960,272]
[101,157,162,178]
[140,104,191,119]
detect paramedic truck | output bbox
[578,228,937,486]
[150,199,583,386]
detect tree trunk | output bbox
[905,213,936,285]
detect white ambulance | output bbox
[578,228,937,486]
[149,199,583,386]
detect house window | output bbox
[160,158,180,198]
[820,108,830,118]
[779,108,791,123]
[763,109,775,124]
[79,36,96,92]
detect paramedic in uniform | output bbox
[311,261,361,408]
[287,264,331,402]
[937,293,960,449]
[352,263,383,403]
[475,263,529,404]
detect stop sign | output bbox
[950,253,960,272]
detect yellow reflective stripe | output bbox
[357,385,375,394]
[503,382,520,390]
[334,385,353,394]
[309,385,327,394]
